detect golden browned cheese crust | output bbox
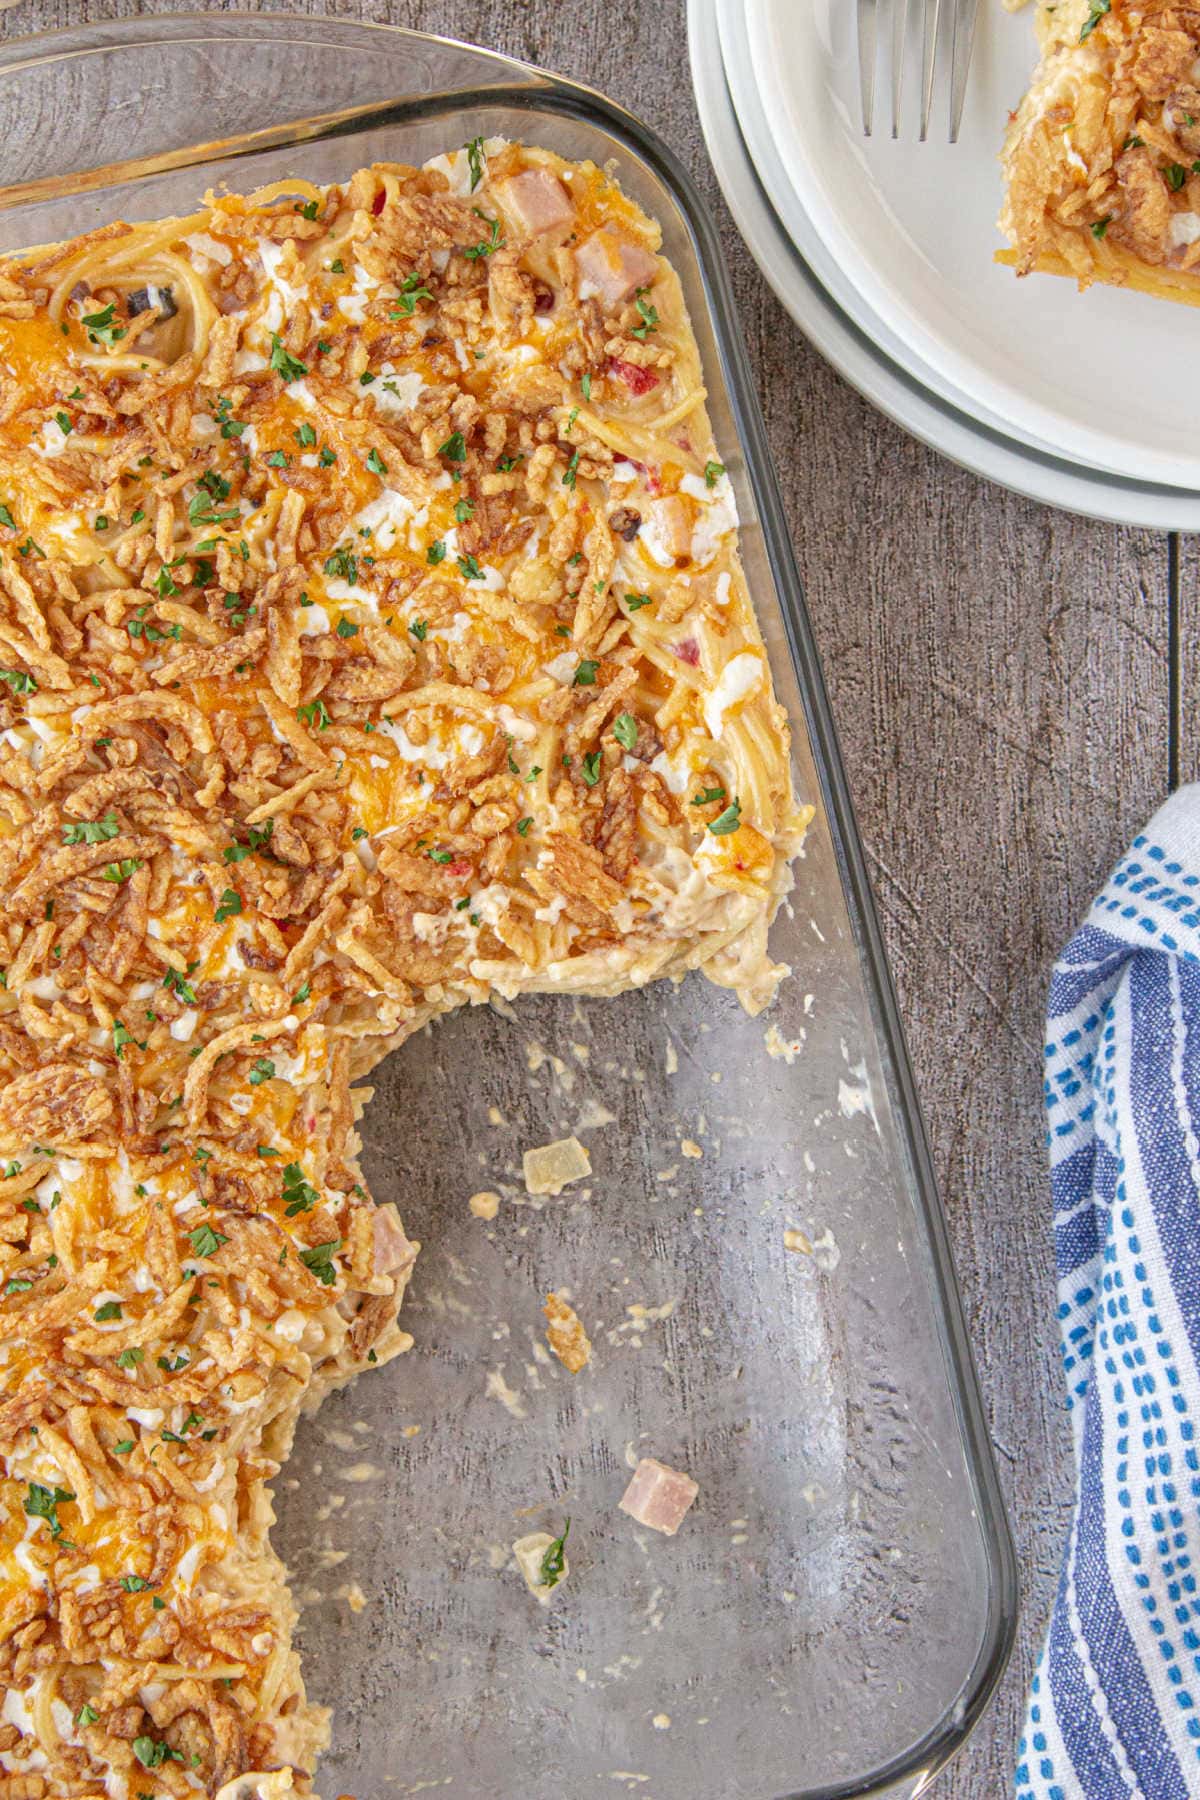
[0,141,807,1796]
[1000,0,1200,302]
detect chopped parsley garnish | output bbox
[54,411,72,436]
[223,820,273,863]
[708,797,742,835]
[438,431,467,463]
[0,669,37,694]
[300,1238,341,1286]
[17,537,45,560]
[630,288,659,339]
[120,1573,152,1593]
[692,785,727,806]
[112,1020,144,1059]
[269,334,309,382]
[391,272,435,317]
[215,396,247,439]
[95,514,109,530]
[366,448,388,476]
[426,541,446,566]
[214,887,243,924]
[466,135,486,191]
[292,980,312,1005]
[463,214,503,260]
[133,1735,181,1770]
[563,449,581,489]
[539,1519,570,1589]
[0,504,13,529]
[427,847,453,864]
[409,619,428,641]
[704,460,726,487]
[454,497,474,523]
[612,712,638,751]
[1079,0,1110,39]
[101,858,142,883]
[319,446,337,467]
[324,547,358,585]
[93,1301,122,1322]
[1091,215,1112,239]
[162,965,199,1005]
[111,1441,134,1456]
[24,1481,73,1539]
[81,301,127,347]
[458,554,483,581]
[265,449,289,468]
[188,1224,228,1258]
[248,1058,275,1086]
[573,660,599,686]
[116,1348,143,1370]
[580,751,602,787]
[297,697,331,731]
[581,372,593,400]
[282,1162,320,1216]
[296,421,317,447]
[624,592,652,612]
[516,816,533,836]
[77,1704,99,1727]
[336,617,360,638]
[298,198,320,221]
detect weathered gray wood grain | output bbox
[0,0,1173,1791]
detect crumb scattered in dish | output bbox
[544,1290,593,1371]
[523,1133,592,1195]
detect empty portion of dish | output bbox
[0,140,806,1797]
[1001,0,1200,304]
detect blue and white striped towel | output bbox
[1016,786,1200,1800]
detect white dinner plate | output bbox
[714,0,1119,475]
[741,0,1200,491]
[687,0,1200,529]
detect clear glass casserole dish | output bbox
[0,16,1017,1798]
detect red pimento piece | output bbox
[447,860,473,879]
[372,189,386,216]
[609,358,660,397]
[674,638,700,667]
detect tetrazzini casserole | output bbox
[1001,0,1200,305]
[0,138,808,1797]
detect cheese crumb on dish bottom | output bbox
[0,139,808,1796]
[1000,0,1200,305]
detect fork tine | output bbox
[890,0,909,139]
[919,0,942,142]
[857,0,878,137]
[949,0,983,142]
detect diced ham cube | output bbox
[619,1457,699,1536]
[575,229,660,310]
[496,168,575,237]
[372,1202,417,1278]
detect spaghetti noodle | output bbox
[0,140,807,1797]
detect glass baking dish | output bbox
[0,16,1017,1798]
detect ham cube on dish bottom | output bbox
[619,1457,699,1536]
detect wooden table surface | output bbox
[4,0,1164,1792]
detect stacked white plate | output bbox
[688,0,1200,527]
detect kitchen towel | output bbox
[1016,785,1200,1800]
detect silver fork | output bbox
[857,0,983,143]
